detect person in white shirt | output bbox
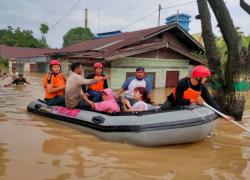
[122,87,151,112]
[116,67,152,107]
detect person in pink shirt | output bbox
[94,88,120,112]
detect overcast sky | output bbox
[0,0,249,48]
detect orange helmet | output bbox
[191,65,211,78]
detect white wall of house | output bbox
[8,60,13,72]
[24,62,31,72]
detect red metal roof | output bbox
[71,42,206,64]
[48,23,203,55]
[0,45,55,59]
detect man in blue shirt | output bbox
[116,67,152,106]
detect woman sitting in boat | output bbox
[121,87,154,112]
[92,88,120,112]
[83,62,109,102]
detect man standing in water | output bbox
[65,62,106,109]
[4,73,30,86]
[43,60,66,106]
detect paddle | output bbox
[203,102,250,133]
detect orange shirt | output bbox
[43,73,66,99]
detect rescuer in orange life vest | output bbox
[161,65,221,111]
[43,60,67,106]
[82,62,109,102]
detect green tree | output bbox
[39,23,49,43]
[63,27,94,47]
[0,57,9,68]
[197,0,250,120]
[0,27,48,48]
[40,23,49,35]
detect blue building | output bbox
[165,13,191,32]
[95,30,122,39]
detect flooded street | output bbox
[0,74,250,180]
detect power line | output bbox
[161,0,197,9]
[119,0,197,31]
[119,9,159,31]
[50,0,83,30]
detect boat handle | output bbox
[92,116,105,124]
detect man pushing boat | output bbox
[161,65,233,120]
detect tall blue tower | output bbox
[165,13,191,32]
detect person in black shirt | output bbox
[4,74,30,87]
[161,65,232,120]
[163,77,220,110]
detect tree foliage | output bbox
[0,57,9,68]
[0,26,48,48]
[39,23,49,35]
[216,34,250,75]
[39,23,49,46]
[197,0,250,120]
[63,27,94,47]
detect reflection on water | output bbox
[0,73,250,179]
[0,143,8,177]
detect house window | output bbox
[126,72,156,88]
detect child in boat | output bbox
[122,87,153,112]
[84,62,109,102]
[93,88,120,112]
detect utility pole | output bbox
[98,6,100,33]
[85,8,88,28]
[158,4,162,26]
[176,9,179,24]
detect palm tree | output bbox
[39,23,49,41]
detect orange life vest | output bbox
[173,80,202,102]
[43,73,66,99]
[88,75,104,92]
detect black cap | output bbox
[136,67,145,72]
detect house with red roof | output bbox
[0,45,54,73]
[48,23,206,89]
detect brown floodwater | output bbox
[0,73,250,180]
